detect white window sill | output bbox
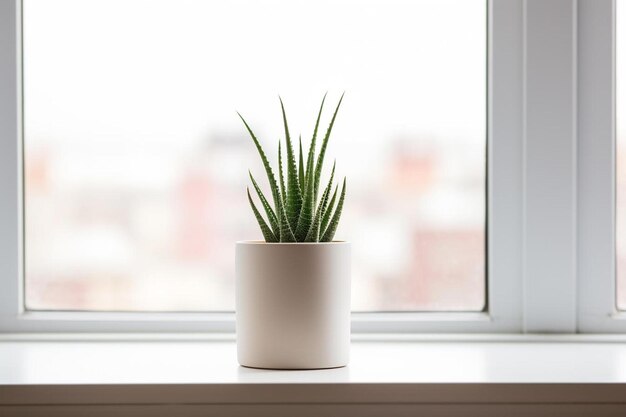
[2,334,626,414]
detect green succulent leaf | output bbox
[321,184,338,235]
[305,163,334,242]
[314,93,344,200]
[304,206,322,242]
[308,161,336,242]
[298,135,304,195]
[304,93,327,188]
[247,188,278,242]
[295,151,315,241]
[278,141,287,208]
[296,94,328,241]
[238,112,281,215]
[276,144,294,242]
[249,171,278,236]
[278,196,297,242]
[279,97,303,231]
[320,177,346,242]
[319,160,336,221]
[241,94,346,243]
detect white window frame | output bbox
[577,0,625,332]
[0,0,527,333]
[522,0,579,333]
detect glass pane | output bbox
[24,0,486,311]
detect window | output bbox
[1,0,524,333]
[23,0,486,313]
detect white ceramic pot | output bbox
[236,241,351,369]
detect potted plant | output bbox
[236,93,350,369]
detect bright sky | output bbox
[24,0,486,154]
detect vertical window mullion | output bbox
[488,0,524,330]
[523,0,578,332]
[0,0,22,332]
[578,0,618,332]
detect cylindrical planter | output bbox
[236,241,351,369]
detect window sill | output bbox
[2,334,626,414]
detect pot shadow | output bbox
[236,363,350,383]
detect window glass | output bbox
[24,0,487,311]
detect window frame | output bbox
[577,0,625,332]
[522,0,579,332]
[0,0,524,333]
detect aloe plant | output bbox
[239,94,346,243]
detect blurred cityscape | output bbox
[25,130,485,311]
[23,0,486,312]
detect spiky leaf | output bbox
[304,176,330,242]
[276,146,294,242]
[278,196,297,242]
[247,188,277,242]
[304,208,322,242]
[242,95,347,243]
[321,184,338,234]
[298,135,304,194]
[320,178,346,242]
[295,95,328,241]
[314,93,344,200]
[238,113,281,214]
[278,141,287,207]
[295,150,315,240]
[249,171,278,236]
[305,166,333,242]
[279,97,302,230]
[319,161,336,219]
